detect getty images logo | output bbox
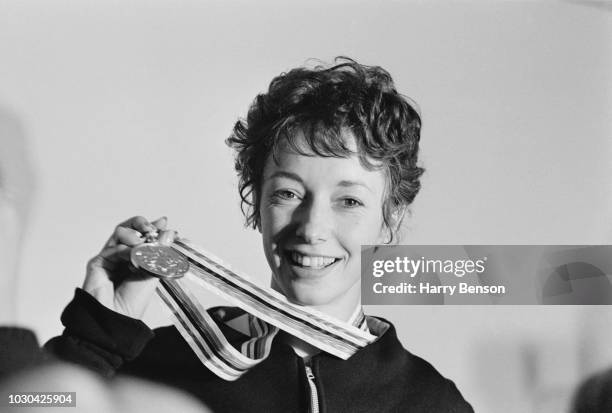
[372,256,488,278]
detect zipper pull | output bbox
[304,362,320,413]
[305,365,315,380]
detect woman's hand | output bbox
[82,216,177,319]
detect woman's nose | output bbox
[294,199,331,244]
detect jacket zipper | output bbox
[304,360,320,413]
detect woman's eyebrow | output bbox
[265,170,303,183]
[337,180,373,193]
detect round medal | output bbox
[130,242,190,279]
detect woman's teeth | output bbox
[290,252,336,268]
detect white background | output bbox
[1,1,611,412]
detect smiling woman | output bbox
[227,58,424,323]
[46,57,473,413]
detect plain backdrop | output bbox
[1,1,611,412]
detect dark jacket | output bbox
[46,289,473,413]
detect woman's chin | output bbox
[285,286,334,308]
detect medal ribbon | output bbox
[155,238,376,381]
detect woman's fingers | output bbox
[157,229,177,246]
[123,216,157,234]
[151,216,168,232]
[96,216,175,278]
[114,226,146,247]
[105,216,168,249]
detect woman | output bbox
[47,58,473,412]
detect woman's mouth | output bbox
[287,251,340,269]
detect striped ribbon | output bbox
[156,238,376,381]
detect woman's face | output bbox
[259,133,388,310]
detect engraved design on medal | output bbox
[131,243,190,279]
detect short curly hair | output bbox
[226,57,424,242]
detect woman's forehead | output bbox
[272,128,382,167]
[263,144,386,190]
[278,127,356,154]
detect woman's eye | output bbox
[273,190,299,200]
[341,198,363,208]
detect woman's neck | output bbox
[283,304,364,359]
[271,278,362,322]
[271,281,363,359]
[281,332,321,360]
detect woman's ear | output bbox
[384,207,407,244]
[377,227,392,245]
[377,219,394,245]
[393,207,407,229]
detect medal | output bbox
[131,242,190,279]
